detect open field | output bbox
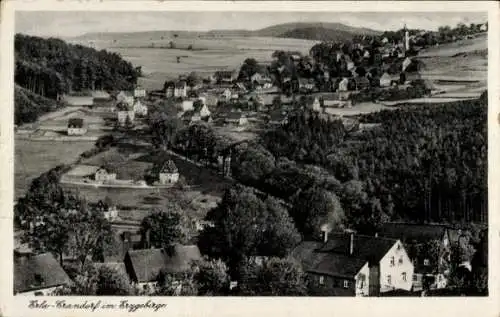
[15,138,95,199]
[79,36,318,90]
[418,33,487,57]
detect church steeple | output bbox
[403,23,410,55]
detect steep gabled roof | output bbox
[67,118,84,128]
[159,160,178,174]
[126,245,201,283]
[14,253,72,293]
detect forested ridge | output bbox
[14,34,140,124]
[259,92,487,226]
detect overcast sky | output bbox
[16,11,487,38]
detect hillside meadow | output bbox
[70,36,319,90]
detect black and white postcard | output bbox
[0,1,498,317]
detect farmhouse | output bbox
[158,160,180,185]
[133,86,147,98]
[221,89,232,101]
[117,91,134,107]
[124,245,202,292]
[215,70,238,84]
[165,82,175,98]
[354,77,371,91]
[133,99,148,116]
[95,200,119,221]
[67,118,87,136]
[62,95,94,107]
[377,223,465,291]
[116,102,135,126]
[233,82,247,93]
[14,251,72,295]
[292,231,414,296]
[179,100,194,112]
[338,78,350,92]
[307,97,322,112]
[94,166,117,182]
[174,81,188,98]
[380,72,395,88]
[225,112,248,126]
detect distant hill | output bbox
[74,22,381,42]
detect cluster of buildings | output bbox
[14,221,477,296]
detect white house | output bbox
[133,87,146,98]
[179,100,194,112]
[338,78,350,92]
[309,98,322,112]
[174,81,188,98]
[379,72,393,88]
[221,89,232,101]
[133,99,148,116]
[116,102,135,126]
[67,118,87,136]
[94,167,117,182]
[158,160,180,185]
[292,232,414,297]
[116,91,134,107]
[480,23,488,32]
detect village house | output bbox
[116,91,135,107]
[292,231,414,296]
[133,86,147,98]
[204,95,219,107]
[225,112,248,126]
[133,99,148,117]
[165,82,175,98]
[95,200,119,221]
[338,77,350,92]
[174,81,188,98]
[67,118,87,136]
[479,23,488,32]
[217,155,232,177]
[62,95,94,107]
[94,166,117,183]
[116,102,135,126]
[215,70,238,84]
[14,251,72,295]
[158,160,180,185]
[379,72,396,88]
[179,100,194,112]
[377,223,465,291]
[308,97,322,112]
[220,89,232,101]
[124,245,202,293]
[299,78,316,92]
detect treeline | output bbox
[15,34,140,97]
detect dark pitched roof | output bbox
[175,81,187,89]
[67,118,84,128]
[377,223,449,244]
[126,245,201,283]
[14,253,72,293]
[292,233,398,278]
[159,160,178,173]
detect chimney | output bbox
[320,223,331,243]
[349,232,354,255]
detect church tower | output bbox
[403,24,410,55]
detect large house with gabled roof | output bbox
[14,251,72,295]
[292,231,414,296]
[158,160,180,185]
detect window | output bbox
[424,259,430,266]
[402,272,407,282]
[343,280,349,288]
[319,276,324,285]
[390,256,395,266]
[413,274,418,282]
[398,257,404,265]
[387,275,392,285]
[397,244,402,250]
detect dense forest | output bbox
[14,34,140,124]
[258,92,487,226]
